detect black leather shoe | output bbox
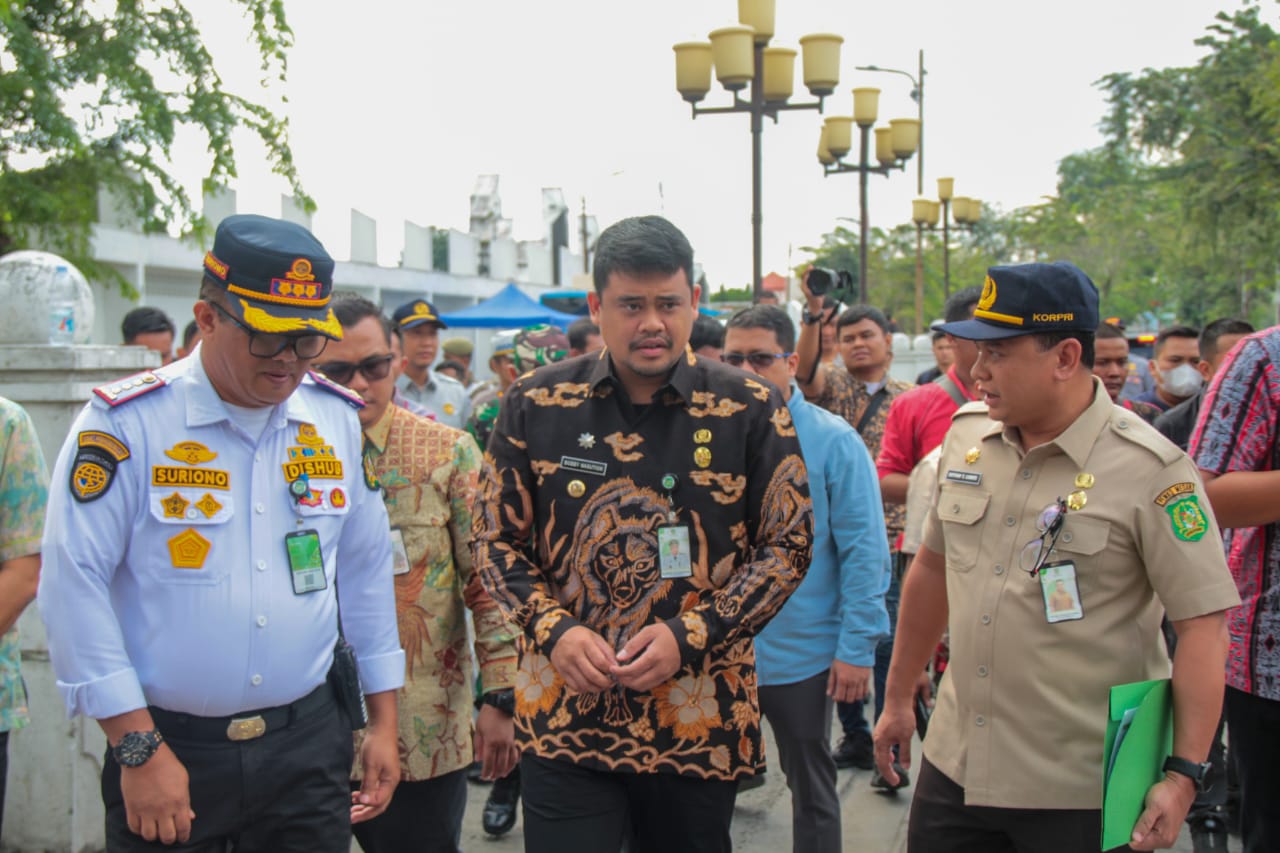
[482,769,521,836]
[832,730,875,770]
[870,763,910,794]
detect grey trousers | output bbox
[758,669,841,853]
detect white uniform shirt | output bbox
[38,352,405,719]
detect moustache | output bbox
[630,337,672,351]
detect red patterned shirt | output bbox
[1190,327,1280,700]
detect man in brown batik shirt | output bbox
[473,216,814,853]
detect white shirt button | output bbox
[981,614,992,624]
[1061,531,1074,544]
[256,615,267,627]
[255,503,265,514]
[975,715,986,727]
[250,674,263,686]
[256,560,267,571]
[977,665,989,677]
[1005,515,1016,526]
[1021,469,1032,480]
[994,565,1005,576]
[255,453,262,462]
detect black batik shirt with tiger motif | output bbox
[473,347,813,780]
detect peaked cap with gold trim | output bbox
[938,261,1099,341]
[202,214,342,340]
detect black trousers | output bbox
[1225,685,1280,853]
[907,758,1129,853]
[521,755,738,853]
[102,692,352,853]
[351,769,468,853]
[0,730,8,841]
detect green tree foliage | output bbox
[0,0,306,285]
[802,4,1280,330]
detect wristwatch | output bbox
[477,688,515,716]
[1162,755,1211,791]
[111,729,164,768]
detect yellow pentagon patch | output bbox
[161,492,189,518]
[443,403,456,415]
[164,441,217,465]
[168,529,211,569]
[195,493,223,518]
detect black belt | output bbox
[149,682,333,743]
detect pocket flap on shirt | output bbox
[1057,515,1110,556]
[937,487,990,526]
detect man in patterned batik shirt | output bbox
[319,294,519,853]
[474,216,814,853]
[0,398,47,839]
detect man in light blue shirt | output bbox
[39,216,405,851]
[722,306,890,853]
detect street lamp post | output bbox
[673,1,842,300]
[935,177,982,297]
[817,87,919,304]
[911,197,941,333]
[856,50,926,195]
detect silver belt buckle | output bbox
[226,715,267,741]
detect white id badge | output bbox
[657,525,692,579]
[1040,561,1084,623]
[390,527,411,576]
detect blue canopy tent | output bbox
[439,282,580,328]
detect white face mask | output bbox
[1163,363,1203,398]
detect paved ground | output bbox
[366,715,1209,852]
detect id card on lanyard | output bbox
[285,529,328,594]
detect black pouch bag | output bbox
[329,576,368,730]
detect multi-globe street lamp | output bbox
[910,178,982,331]
[816,86,920,304]
[673,0,843,300]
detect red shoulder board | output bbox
[307,370,365,409]
[93,371,167,407]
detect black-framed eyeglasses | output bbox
[209,301,329,360]
[720,351,793,369]
[1019,498,1068,577]
[312,354,395,386]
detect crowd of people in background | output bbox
[0,212,1272,853]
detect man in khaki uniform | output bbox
[874,261,1239,853]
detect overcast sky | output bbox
[183,0,1253,291]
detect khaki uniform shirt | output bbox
[921,380,1239,809]
[355,404,517,782]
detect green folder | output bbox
[1101,678,1173,850]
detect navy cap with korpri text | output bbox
[938,261,1099,341]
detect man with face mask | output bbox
[1136,326,1202,413]
[1155,319,1254,452]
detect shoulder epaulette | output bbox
[1110,410,1181,465]
[306,370,365,409]
[93,371,166,407]
[952,400,990,419]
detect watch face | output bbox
[114,731,160,767]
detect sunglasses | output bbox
[312,354,395,386]
[720,351,792,369]
[209,302,329,360]
[1019,498,1068,578]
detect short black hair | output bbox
[592,216,694,294]
[330,292,392,345]
[726,305,796,352]
[689,314,725,351]
[1033,331,1095,368]
[121,306,175,343]
[566,317,600,351]
[182,320,199,350]
[944,286,982,324]
[1200,318,1254,360]
[1095,321,1126,340]
[835,304,890,335]
[1154,325,1199,356]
